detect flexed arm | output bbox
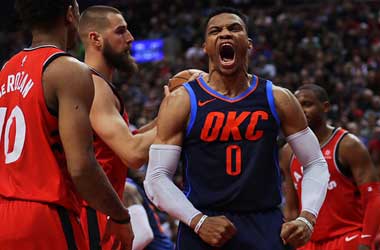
[273,85,329,248]
[144,87,236,247]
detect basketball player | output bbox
[144,7,329,250]
[280,84,380,250]
[78,5,164,250]
[0,1,133,249]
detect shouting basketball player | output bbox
[144,7,330,250]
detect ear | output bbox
[323,101,330,113]
[202,42,207,54]
[248,38,253,50]
[65,5,75,24]
[89,31,103,48]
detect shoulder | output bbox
[271,84,301,114]
[91,74,114,96]
[339,132,367,156]
[44,56,92,85]
[339,132,365,151]
[159,86,190,113]
[338,131,371,167]
[272,84,296,104]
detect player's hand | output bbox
[281,213,315,248]
[190,214,237,247]
[101,218,134,250]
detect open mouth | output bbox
[219,43,236,68]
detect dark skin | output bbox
[280,89,379,250]
[33,2,132,249]
[153,12,314,248]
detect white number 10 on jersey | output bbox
[0,106,26,164]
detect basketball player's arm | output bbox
[279,144,300,221]
[144,87,236,247]
[44,57,131,223]
[339,134,380,249]
[90,75,156,169]
[274,86,329,247]
[46,58,134,250]
[123,182,154,250]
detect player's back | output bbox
[182,76,282,212]
[290,127,363,241]
[0,46,81,213]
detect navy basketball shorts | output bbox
[176,208,285,250]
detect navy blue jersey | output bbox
[182,75,282,212]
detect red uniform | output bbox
[290,128,365,250]
[80,71,129,250]
[0,46,86,249]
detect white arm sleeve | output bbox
[143,144,201,226]
[129,204,153,250]
[286,127,330,217]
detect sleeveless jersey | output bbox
[0,46,82,213]
[182,76,281,212]
[91,69,128,198]
[290,128,363,241]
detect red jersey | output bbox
[0,46,81,214]
[290,127,363,241]
[91,69,128,198]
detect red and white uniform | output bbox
[0,46,86,250]
[290,128,365,250]
[80,70,129,250]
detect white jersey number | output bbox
[0,106,26,164]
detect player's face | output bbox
[203,13,252,75]
[102,13,137,75]
[295,89,329,130]
[67,0,80,50]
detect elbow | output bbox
[143,179,155,203]
[143,178,162,209]
[67,156,95,180]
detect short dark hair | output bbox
[79,5,122,46]
[297,84,329,103]
[15,0,75,30]
[79,5,121,33]
[205,7,248,30]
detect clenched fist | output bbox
[190,213,237,247]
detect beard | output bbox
[103,40,138,76]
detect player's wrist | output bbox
[108,209,131,224]
[190,213,204,230]
[194,215,208,234]
[299,211,316,226]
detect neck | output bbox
[312,122,333,145]
[206,67,251,98]
[84,48,113,82]
[31,29,67,51]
